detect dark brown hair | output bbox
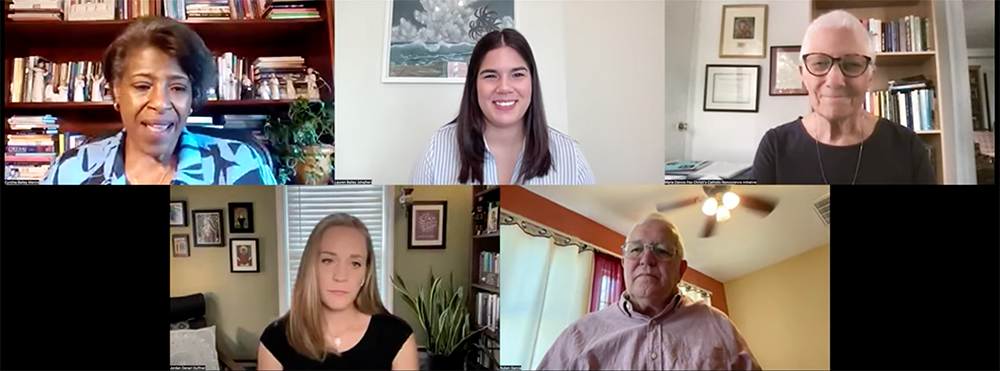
[102,17,216,109]
[455,28,552,184]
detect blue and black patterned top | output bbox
[41,127,277,185]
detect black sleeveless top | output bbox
[260,314,413,370]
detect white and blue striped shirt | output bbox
[409,123,596,185]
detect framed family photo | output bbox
[719,4,768,58]
[228,202,255,234]
[382,0,515,83]
[172,234,190,258]
[192,210,225,247]
[170,201,188,227]
[769,45,808,96]
[408,201,448,249]
[703,64,761,113]
[230,238,260,273]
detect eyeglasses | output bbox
[621,241,677,261]
[802,53,872,78]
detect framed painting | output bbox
[408,201,448,249]
[230,238,260,273]
[172,234,190,258]
[192,209,225,247]
[170,201,188,227]
[228,202,255,234]
[770,45,807,96]
[719,4,768,58]
[703,64,761,113]
[383,0,515,83]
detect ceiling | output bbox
[964,0,995,49]
[522,185,831,282]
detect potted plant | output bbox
[391,271,494,370]
[264,97,334,184]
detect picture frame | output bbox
[170,201,188,227]
[172,234,190,258]
[408,201,448,249]
[719,4,768,58]
[229,238,260,273]
[228,202,255,234]
[192,209,225,247]
[382,0,515,83]
[703,64,761,113]
[770,45,808,96]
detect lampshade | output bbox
[722,192,740,209]
[701,198,719,216]
[716,207,731,222]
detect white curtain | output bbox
[679,281,712,306]
[499,224,594,370]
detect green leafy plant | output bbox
[391,271,491,362]
[263,97,334,184]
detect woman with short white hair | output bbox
[752,10,936,184]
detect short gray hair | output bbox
[627,213,685,260]
[801,10,876,64]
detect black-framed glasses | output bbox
[622,241,677,261]
[802,53,872,78]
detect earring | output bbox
[113,102,119,111]
[189,108,193,115]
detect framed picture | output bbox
[229,238,260,273]
[228,202,255,234]
[770,45,807,96]
[172,234,190,258]
[408,201,448,249]
[719,4,768,58]
[703,64,761,113]
[383,0,515,83]
[170,201,188,227]
[192,210,225,247]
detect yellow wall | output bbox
[724,244,830,370]
[391,186,474,346]
[169,185,279,360]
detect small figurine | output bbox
[72,74,87,102]
[285,76,296,99]
[44,82,56,102]
[473,205,485,235]
[57,84,69,102]
[241,76,255,100]
[30,60,47,103]
[306,68,320,100]
[268,74,281,100]
[91,74,105,102]
[257,79,271,100]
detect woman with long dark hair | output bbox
[409,28,595,185]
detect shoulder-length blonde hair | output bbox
[285,213,388,361]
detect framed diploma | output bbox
[770,45,808,96]
[703,64,761,113]
[719,4,768,58]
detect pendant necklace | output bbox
[334,337,342,348]
[814,117,866,185]
[126,167,171,185]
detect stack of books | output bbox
[263,0,320,19]
[7,0,63,21]
[5,116,85,184]
[185,0,232,20]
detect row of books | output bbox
[7,0,63,21]
[164,0,320,20]
[7,0,320,21]
[862,15,932,54]
[474,292,499,333]
[5,115,85,183]
[7,0,160,21]
[863,79,936,132]
[8,57,108,103]
[478,251,499,287]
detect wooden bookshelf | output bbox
[468,185,500,370]
[3,1,335,138]
[812,0,946,184]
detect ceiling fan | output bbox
[655,185,778,238]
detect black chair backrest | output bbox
[170,293,207,329]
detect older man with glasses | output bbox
[753,10,936,185]
[536,214,760,370]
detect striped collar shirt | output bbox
[536,293,761,370]
[408,123,595,185]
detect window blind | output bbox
[284,185,390,308]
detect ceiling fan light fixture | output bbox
[716,207,731,222]
[722,192,740,209]
[702,198,719,216]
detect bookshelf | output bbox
[3,1,335,144]
[469,185,499,370]
[812,0,946,184]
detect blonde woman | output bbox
[257,214,419,370]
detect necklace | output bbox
[814,117,866,185]
[126,166,172,185]
[334,337,342,348]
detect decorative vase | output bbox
[294,144,334,185]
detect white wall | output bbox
[687,0,812,163]
[335,0,665,185]
[968,48,995,128]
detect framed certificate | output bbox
[770,45,808,96]
[703,64,761,113]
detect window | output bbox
[590,251,624,312]
[276,185,394,314]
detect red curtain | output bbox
[590,251,624,312]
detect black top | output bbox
[260,314,413,370]
[752,118,936,184]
